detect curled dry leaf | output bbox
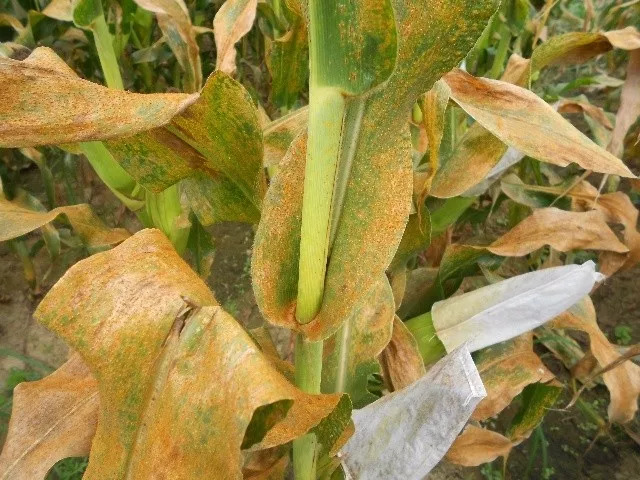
[557,98,614,130]
[214,0,258,75]
[379,316,426,391]
[473,334,553,421]
[0,195,130,248]
[446,425,512,467]
[134,0,202,91]
[339,346,486,480]
[41,0,74,21]
[443,69,634,178]
[322,277,395,408]
[487,207,629,256]
[432,261,604,353]
[0,47,196,147]
[252,0,498,341]
[551,297,640,423]
[33,229,351,479]
[0,354,98,480]
[608,49,640,158]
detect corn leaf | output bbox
[506,382,562,443]
[379,316,426,391]
[0,354,98,480]
[551,297,640,423]
[253,0,500,341]
[321,277,394,408]
[443,69,634,177]
[446,425,512,467]
[339,345,486,480]
[263,107,308,167]
[0,47,196,148]
[214,0,258,75]
[33,229,351,478]
[473,334,553,421]
[609,49,640,157]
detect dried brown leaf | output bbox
[487,207,629,256]
[380,316,426,391]
[446,425,512,467]
[0,355,98,480]
[551,297,640,423]
[608,49,640,158]
[473,333,553,421]
[214,0,258,75]
[443,69,634,177]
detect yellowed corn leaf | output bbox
[380,316,426,391]
[443,69,634,177]
[487,207,628,256]
[551,297,640,423]
[0,354,98,480]
[134,0,202,92]
[0,47,196,148]
[42,0,74,21]
[214,0,258,75]
[558,98,614,130]
[473,333,554,421]
[430,54,528,198]
[0,13,25,33]
[263,107,308,168]
[242,449,289,480]
[252,0,499,341]
[322,277,394,407]
[609,49,640,158]
[0,196,130,248]
[446,425,512,467]
[34,229,350,478]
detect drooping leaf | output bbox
[473,334,553,421]
[321,277,394,408]
[252,0,500,341]
[443,69,634,177]
[0,354,98,480]
[608,49,640,158]
[339,346,486,480]
[134,0,202,91]
[551,297,640,423]
[42,0,74,22]
[486,207,629,256]
[446,425,512,467]
[0,47,196,148]
[430,54,529,198]
[33,229,351,478]
[431,261,604,353]
[506,382,562,443]
[0,195,130,248]
[379,316,426,391]
[388,206,431,273]
[213,0,258,75]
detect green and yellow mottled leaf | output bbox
[34,229,351,479]
[322,277,394,408]
[506,383,562,443]
[253,0,500,340]
[0,47,196,148]
[263,107,308,167]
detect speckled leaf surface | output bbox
[506,383,562,443]
[0,48,196,148]
[443,69,634,177]
[322,277,395,408]
[263,107,308,167]
[0,195,130,248]
[253,0,500,341]
[472,334,553,421]
[0,354,98,480]
[33,229,350,479]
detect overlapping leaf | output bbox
[551,297,640,423]
[0,354,98,480]
[32,229,351,478]
[379,316,426,391]
[253,0,500,341]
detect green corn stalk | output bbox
[78,0,189,252]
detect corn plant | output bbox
[0,0,639,478]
